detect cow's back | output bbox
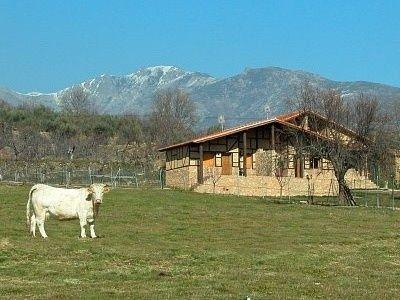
[31,185,87,220]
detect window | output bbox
[215,153,222,167]
[310,157,320,169]
[203,152,214,168]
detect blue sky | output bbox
[0,0,399,92]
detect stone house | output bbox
[158,111,378,197]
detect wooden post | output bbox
[271,124,275,150]
[198,144,204,184]
[255,128,259,149]
[392,176,395,210]
[243,132,247,176]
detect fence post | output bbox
[236,171,240,197]
[376,192,380,208]
[159,169,163,189]
[392,176,395,210]
[89,167,93,184]
[110,166,113,186]
[364,177,367,207]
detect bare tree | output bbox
[204,166,222,193]
[388,99,400,149]
[374,99,400,184]
[274,156,292,200]
[59,85,92,114]
[255,150,292,199]
[288,84,389,206]
[149,88,197,146]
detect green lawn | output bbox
[1,185,400,299]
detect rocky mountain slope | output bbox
[1,66,399,127]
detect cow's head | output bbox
[87,183,110,204]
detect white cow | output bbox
[26,183,110,238]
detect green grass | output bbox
[1,185,400,299]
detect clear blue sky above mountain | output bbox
[0,0,399,92]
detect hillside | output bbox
[1,66,399,127]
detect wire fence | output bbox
[352,189,400,209]
[265,187,400,209]
[0,162,398,210]
[0,165,166,189]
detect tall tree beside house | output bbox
[390,99,400,148]
[149,88,197,146]
[379,99,400,182]
[288,84,390,206]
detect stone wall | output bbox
[165,166,198,190]
[166,165,377,196]
[194,168,377,197]
[194,173,332,197]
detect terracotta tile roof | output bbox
[157,110,360,151]
[279,109,359,138]
[158,111,302,151]
[276,110,302,122]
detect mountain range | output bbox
[1,66,399,127]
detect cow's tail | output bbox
[26,186,37,231]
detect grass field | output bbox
[1,185,400,299]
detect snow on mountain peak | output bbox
[146,65,176,73]
[2,66,398,129]
[126,65,188,87]
[128,65,184,77]
[16,91,55,97]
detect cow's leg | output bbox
[36,212,48,238]
[79,217,87,238]
[87,219,97,238]
[30,214,36,237]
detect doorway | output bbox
[221,154,232,175]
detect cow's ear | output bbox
[86,187,94,200]
[103,184,111,193]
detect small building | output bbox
[158,111,378,197]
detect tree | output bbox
[117,114,143,145]
[288,84,389,206]
[204,165,222,193]
[255,150,292,199]
[0,98,11,109]
[149,88,197,146]
[274,156,292,200]
[388,99,400,149]
[376,99,400,184]
[59,85,92,115]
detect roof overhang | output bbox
[157,110,363,152]
[158,118,279,151]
